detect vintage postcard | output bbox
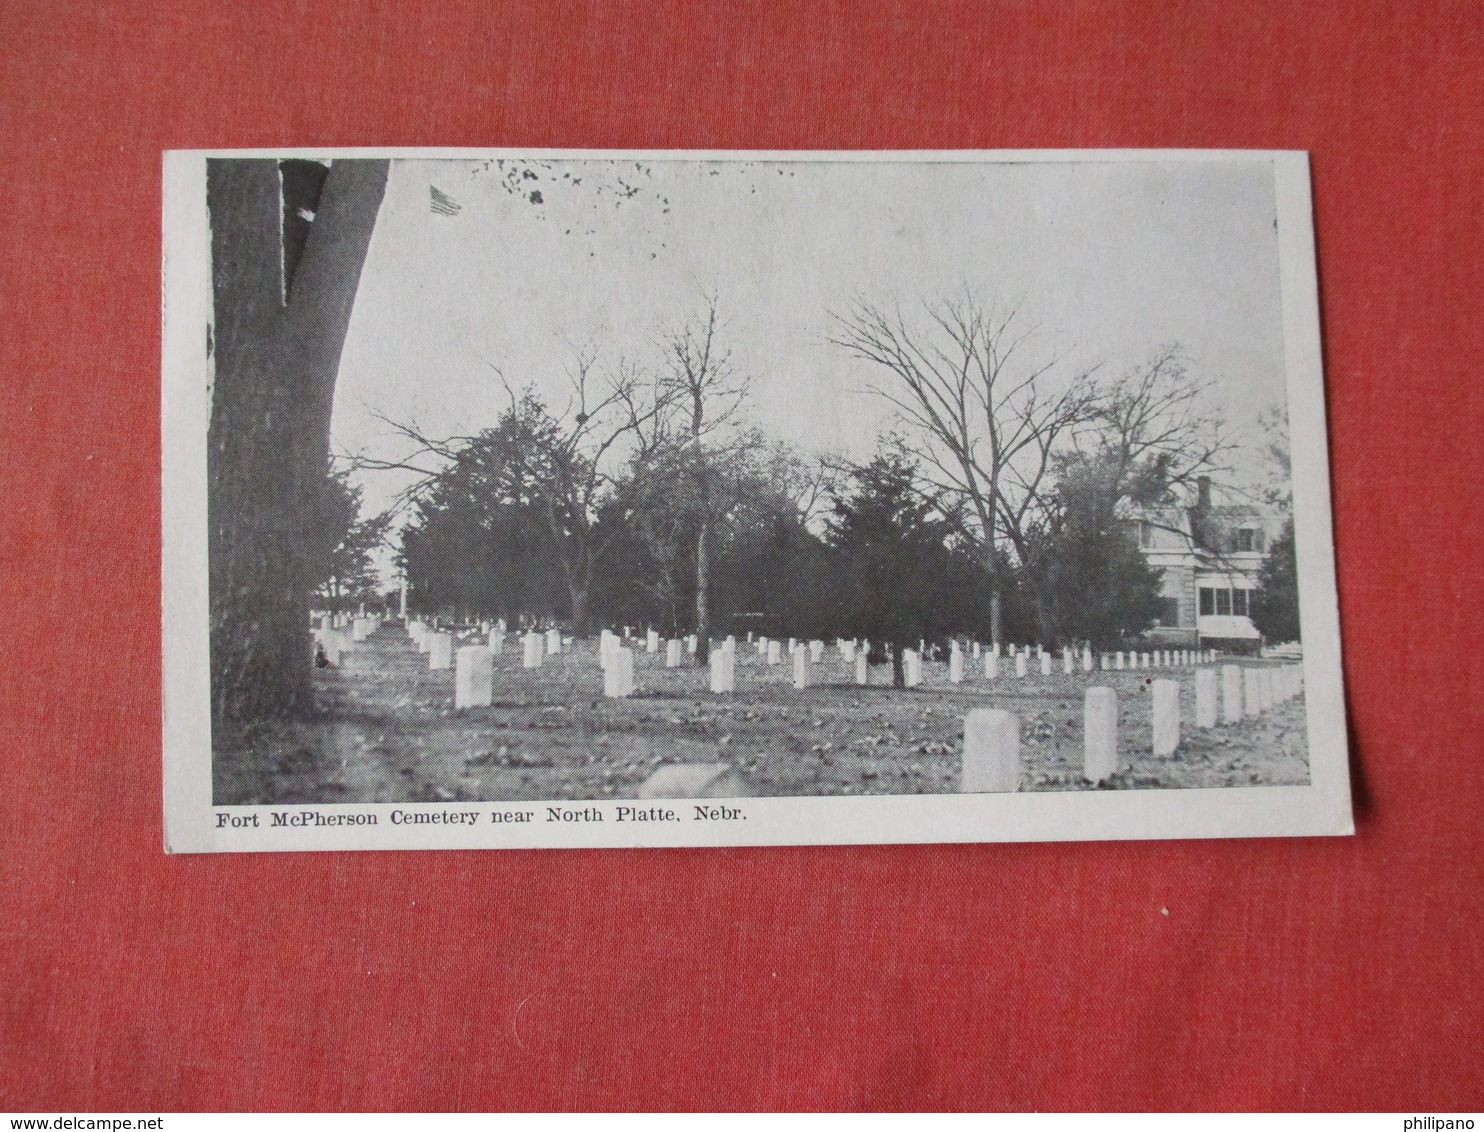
[162,148,1351,852]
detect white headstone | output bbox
[487,629,505,655]
[454,646,494,709]
[949,646,964,684]
[1015,653,1028,678]
[1152,678,1180,757]
[767,641,781,666]
[428,632,453,671]
[1084,687,1119,784]
[904,649,922,688]
[546,628,561,655]
[855,649,869,685]
[1222,664,1244,723]
[1100,654,1110,671]
[687,635,697,655]
[984,652,998,680]
[637,762,751,799]
[1115,651,1125,670]
[809,640,824,663]
[604,646,635,697]
[666,639,682,668]
[960,708,1021,793]
[1040,651,1052,676]
[1141,652,1151,669]
[709,646,735,693]
[757,636,768,656]
[646,629,659,653]
[1195,668,1219,729]
[841,640,856,663]
[972,641,981,659]
[523,632,544,670]
[792,647,809,690]
[1082,648,1093,673]
[1063,648,1074,675]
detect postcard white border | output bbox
[162,148,1351,854]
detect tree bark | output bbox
[207,158,389,722]
[694,519,711,664]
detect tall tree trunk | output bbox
[694,519,711,664]
[569,582,589,636]
[207,158,389,723]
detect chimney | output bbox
[1192,476,1212,549]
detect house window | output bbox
[1199,588,1215,615]
[1154,596,1180,626]
[1216,589,1232,615]
[1233,589,1250,616]
[1233,527,1266,553]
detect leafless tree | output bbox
[829,295,1098,644]
[657,293,752,663]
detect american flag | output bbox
[429,186,462,216]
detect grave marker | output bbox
[709,647,735,693]
[666,639,682,668]
[904,649,922,688]
[1195,668,1219,729]
[984,652,998,680]
[855,649,869,685]
[429,632,453,671]
[1084,687,1119,784]
[1222,664,1243,723]
[637,763,751,799]
[1152,678,1180,757]
[949,645,964,684]
[1040,651,1052,676]
[793,647,809,690]
[603,647,635,697]
[960,708,1021,793]
[767,641,781,666]
[1015,653,1028,678]
[523,632,544,670]
[454,646,494,709]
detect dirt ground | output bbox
[214,624,1311,805]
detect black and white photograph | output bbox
[161,149,1350,852]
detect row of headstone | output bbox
[1100,649,1215,671]
[961,664,1305,791]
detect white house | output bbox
[1134,479,1284,654]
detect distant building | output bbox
[1133,478,1285,654]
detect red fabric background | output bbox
[2,0,1481,1112]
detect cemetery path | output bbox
[213,628,1311,806]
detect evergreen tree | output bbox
[827,457,960,687]
[1250,517,1300,642]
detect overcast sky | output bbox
[332,154,1288,519]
